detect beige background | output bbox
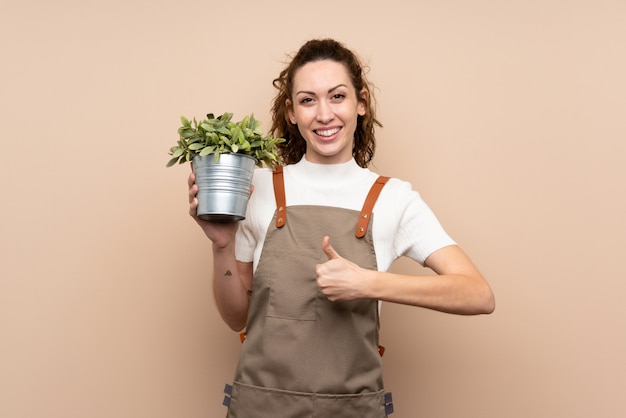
[1,0,625,417]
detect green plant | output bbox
[166,112,285,168]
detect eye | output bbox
[299,97,314,105]
[331,93,346,101]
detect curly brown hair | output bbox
[270,39,382,168]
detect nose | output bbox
[316,100,334,124]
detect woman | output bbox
[188,38,495,417]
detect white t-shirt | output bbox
[236,158,455,272]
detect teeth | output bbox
[316,127,340,137]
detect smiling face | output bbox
[287,59,367,165]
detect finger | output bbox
[322,236,340,260]
[189,197,198,217]
[188,183,198,204]
[188,165,201,220]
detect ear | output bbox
[286,99,297,124]
[357,88,368,116]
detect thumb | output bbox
[322,236,341,260]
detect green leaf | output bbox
[166,156,179,167]
[188,143,205,151]
[261,151,275,161]
[207,132,219,143]
[180,129,196,139]
[231,144,239,153]
[200,123,215,132]
[171,147,184,158]
[240,114,250,129]
[219,135,232,146]
[199,146,216,157]
[217,126,231,136]
[237,127,245,144]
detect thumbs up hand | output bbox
[316,236,368,302]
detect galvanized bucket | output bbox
[192,153,256,222]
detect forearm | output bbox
[363,270,495,315]
[317,242,494,314]
[212,243,250,331]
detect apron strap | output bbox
[272,166,287,228]
[355,176,390,238]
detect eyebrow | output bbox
[295,84,348,96]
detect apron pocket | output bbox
[228,382,387,418]
[228,382,314,418]
[265,250,322,321]
[312,390,387,418]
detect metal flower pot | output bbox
[192,153,256,222]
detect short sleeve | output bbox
[234,168,276,265]
[235,219,255,263]
[387,181,456,265]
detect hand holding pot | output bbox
[188,171,241,248]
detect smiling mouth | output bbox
[315,127,340,137]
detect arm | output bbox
[189,171,253,331]
[316,237,495,315]
[211,244,253,331]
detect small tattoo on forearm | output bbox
[224,270,233,277]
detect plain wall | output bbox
[1,1,625,417]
